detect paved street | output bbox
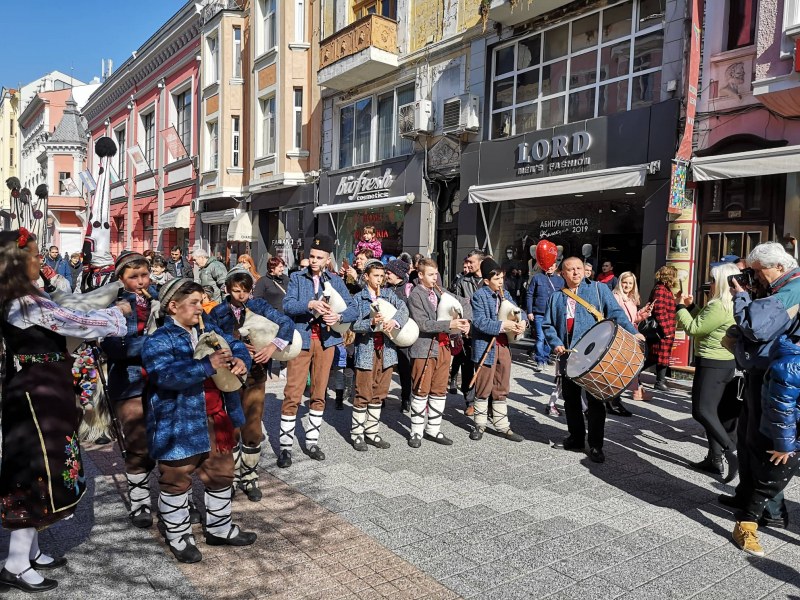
[2,349,799,599]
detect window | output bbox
[175,90,192,154]
[232,116,240,167]
[293,88,303,149]
[114,217,125,250]
[141,212,154,251]
[9,148,13,167]
[9,120,13,136]
[488,0,664,138]
[58,172,71,194]
[727,0,756,50]
[377,83,414,160]
[207,121,219,170]
[115,128,126,179]
[260,96,276,156]
[339,98,371,168]
[142,111,155,166]
[353,0,396,19]
[207,33,219,83]
[295,0,306,42]
[262,0,277,53]
[233,27,242,78]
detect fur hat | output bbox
[310,234,334,253]
[480,258,501,280]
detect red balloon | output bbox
[536,240,558,271]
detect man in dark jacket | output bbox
[166,246,191,278]
[449,250,485,413]
[526,263,565,372]
[385,259,412,412]
[64,252,83,290]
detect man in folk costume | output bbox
[142,278,256,563]
[542,257,644,463]
[207,269,294,501]
[406,258,471,448]
[350,260,409,451]
[469,259,526,442]
[100,252,159,528]
[81,137,117,291]
[280,234,357,467]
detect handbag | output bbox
[637,316,663,344]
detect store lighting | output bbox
[574,194,583,197]
[625,192,636,195]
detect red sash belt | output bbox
[203,380,235,453]
[374,332,385,351]
[496,333,509,347]
[437,332,449,347]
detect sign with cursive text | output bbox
[335,169,396,201]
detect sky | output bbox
[0,1,189,89]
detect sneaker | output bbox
[352,436,368,452]
[732,521,765,557]
[532,362,543,373]
[589,447,606,463]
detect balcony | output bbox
[485,0,573,28]
[751,0,800,117]
[318,14,398,90]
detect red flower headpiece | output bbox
[17,227,31,249]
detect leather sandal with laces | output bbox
[352,436,368,452]
[365,435,390,449]
[205,524,257,547]
[130,505,153,529]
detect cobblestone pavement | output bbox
[2,350,799,599]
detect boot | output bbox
[335,389,344,411]
[689,454,725,476]
[607,398,633,417]
[732,521,765,557]
[654,365,669,391]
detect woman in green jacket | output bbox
[676,262,741,480]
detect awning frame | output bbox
[313,193,415,215]
[691,144,800,181]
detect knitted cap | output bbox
[114,251,147,277]
[386,259,409,280]
[158,276,193,312]
[362,259,385,273]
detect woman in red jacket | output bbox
[645,266,677,391]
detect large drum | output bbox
[565,320,645,401]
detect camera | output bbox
[727,268,755,290]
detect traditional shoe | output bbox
[0,567,57,593]
[553,436,584,452]
[167,534,202,564]
[188,503,202,524]
[724,449,739,483]
[352,436,368,452]
[408,434,422,448]
[689,455,725,476]
[239,481,262,502]
[130,505,153,529]
[501,430,524,442]
[469,427,484,441]
[30,552,67,571]
[589,447,606,463]
[205,525,257,547]
[306,445,326,461]
[733,521,765,557]
[465,405,475,417]
[718,494,744,509]
[277,450,292,468]
[365,435,390,449]
[424,432,454,446]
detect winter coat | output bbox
[760,335,800,453]
[100,285,159,402]
[450,273,482,299]
[648,282,677,367]
[166,256,191,278]
[282,269,358,350]
[207,297,294,345]
[197,258,228,301]
[526,272,565,316]
[354,238,383,259]
[351,287,408,370]
[675,300,735,361]
[142,316,250,461]
[253,273,287,312]
[471,286,517,367]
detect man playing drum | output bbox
[542,257,644,463]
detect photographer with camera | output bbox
[722,242,800,556]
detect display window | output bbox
[333,205,405,267]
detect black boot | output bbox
[654,365,669,391]
[689,454,725,476]
[400,397,410,413]
[335,389,344,411]
[607,398,633,417]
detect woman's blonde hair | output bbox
[614,271,640,305]
[655,265,678,288]
[709,263,740,312]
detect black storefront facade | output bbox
[251,185,316,272]
[458,99,679,293]
[315,153,429,268]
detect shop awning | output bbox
[200,208,239,225]
[158,205,190,229]
[313,193,415,215]
[467,164,650,204]
[691,144,800,181]
[227,211,256,242]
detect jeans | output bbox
[532,315,550,365]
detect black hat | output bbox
[310,234,334,253]
[480,258,501,280]
[386,259,410,280]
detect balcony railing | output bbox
[319,14,398,83]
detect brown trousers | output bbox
[158,417,234,495]
[117,396,156,474]
[282,339,335,416]
[354,351,394,408]
[411,345,452,397]
[239,374,267,447]
[474,345,512,401]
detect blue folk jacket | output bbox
[542,280,637,370]
[207,297,294,345]
[760,335,800,453]
[100,285,159,402]
[351,287,408,370]
[471,286,517,367]
[526,272,565,316]
[142,317,251,461]
[282,269,358,350]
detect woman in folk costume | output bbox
[350,260,409,451]
[0,229,127,593]
[469,259,526,442]
[207,268,294,501]
[142,278,256,564]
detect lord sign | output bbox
[516,131,593,175]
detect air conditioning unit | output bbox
[398,99,433,138]
[191,198,203,214]
[442,93,480,134]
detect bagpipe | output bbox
[194,315,247,393]
[310,274,351,335]
[238,307,302,362]
[369,298,419,347]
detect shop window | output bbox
[141,212,154,251]
[141,111,155,167]
[206,32,219,83]
[333,205,405,266]
[232,116,240,167]
[489,0,663,138]
[115,127,126,179]
[210,224,227,263]
[174,89,192,155]
[353,0,396,20]
[726,0,756,50]
[233,27,242,78]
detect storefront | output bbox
[251,184,315,272]
[315,153,428,268]
[459,100,679,292]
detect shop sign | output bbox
[335,169,396,201]
[537,217,590,238]
[516,131,593,176]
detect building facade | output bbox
[0,87,19,228]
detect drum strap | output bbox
[562,289,603,322]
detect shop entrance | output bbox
[699,224,767,285]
